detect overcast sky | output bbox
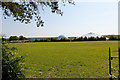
[2,1,118,37]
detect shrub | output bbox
[2,42,25,79]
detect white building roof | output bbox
[58,35,67,39]
[82,32,102,38]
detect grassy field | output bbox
[9,41,118,78]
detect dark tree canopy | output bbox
[19,35,27,40]
[9,36,19,41]
[1,0,74,27]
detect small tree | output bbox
[2,37,6,41]
[88,37,96,41]
[84,36,88,41]
[50,38,58,42]
[35,39,39,42]
[9,36,19,41]
[99,36,106,41]
[19,36,27,40]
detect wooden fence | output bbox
[109,48,120,78]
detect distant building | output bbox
[102,35,120,40]
[7,40,30,43]
[58,35,67,40]
[102,35,119,38]
[106,37,109,40]
[82,32,102,38]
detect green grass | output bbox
[9,41,118,78]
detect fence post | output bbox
[109,48,112,76]
[118,48,120,80]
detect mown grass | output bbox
[9,41,118,78]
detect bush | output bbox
[88,37,96,41]
[109,36,117,40]
[2,42,25,79]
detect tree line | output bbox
[2,35,119,42]
[35,36,106,42]
[2,35,27,41]
[35,36,119,42]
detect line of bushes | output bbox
[34,36,119,42]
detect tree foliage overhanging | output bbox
[1,0,74,27]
